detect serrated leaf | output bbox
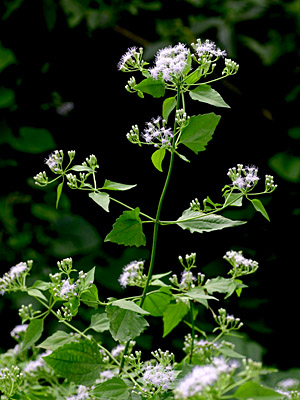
[88,313,110,332]
[162,302,189,337]
[43,340,102,385]
[104,208,146,247]
[134,77,165,98]
[106,305,149,341]
[162,96,177,121]
[151,148,166,172]
[250,198,270,221]
[101,179,136,191]
[38,330,74,351]
[91,378,130,400]
[21,319,44,351]
[189,84,230,108]
[179,113,221,154]
[111,299,150,314]
[176,209,247,233]
[233,381,282,400]
[142,291,172,316]
[89,192,110,212]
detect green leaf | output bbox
[105,208,146,247]
[204,277,247,298]
[134,77,165,98]
[225,192,243,207]
[250,198,270,221]
[151,148,166,172]
[31,280,52,291]
[176,209,247,233]
[27,288,48,302]
[0,87,15,108]
[43,340,102,385]
[106,305,149,342]
[233,381,282,400]
[88,313,110,333]
[162,302,189,337]
[101,179,137,191]
[9,127,56,153]
[189,84,230,108]
[111,299,150,315]
[83,267,95,288]
[71,165,93,172]
[80,284,99,309]
[179,113,221,154]
[21,319,44,351]
[269,152,300,182]
[38,330,74,351]
[162,96,177,121]
[143,290,172,316]
[219,346,244,359]
[0,41,16,72]
[56,182,63,209]
[89,192,110,212]
[91,378,130,400]
[184,287,218,308]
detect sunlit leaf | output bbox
[189,84,230,108]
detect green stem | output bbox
[189,301,195,363]
[139,84,182,307]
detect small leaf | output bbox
[105,208,146,247]
[89,192,110,212]
[162,96,177,121]
[179,113,221,154]
[91,378,130,400]
[225,192,243,207]
[43,340,102,385]
[101,179,136,191]
[250,198,270,221]
[80,284,99,309]
[27,288,48,302]
[176,209,246,233]
[38,330,74,351]
[151,148,166,172]
[189,84,230,108]
[0,87,15,108]
[71,165,93,172]
[21,319,44,351]
[88,313,110,333]
[163,302,189,337]
[106,305,149,342]
[184,288,218,308]
[56,181,63,209]
[134,77,165,98]
[0,41,17,72]
[111,299,150,314]
[233,381,282,400]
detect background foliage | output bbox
[0,0,299,370]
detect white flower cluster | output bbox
[183,334,220,360]
[174,357,237,399]
[67,385,91,400]
[191,39,227,60]
[149,42,189,82]
[53,278,77,300]
[119,260,146,288]
[224,250,259,277]
[10,324,28,340]
[118,46,145,72]
[276,378,300,399]
[0,261,30,295]
[227,164,259,190]
[214,308,243,333]
[143,363,176,390]
[143,116,174,148]
[23,351,52,375]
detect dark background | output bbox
[0,0,299,370]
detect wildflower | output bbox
[227,164,259,191]
[183,334,220,361]
[214,308,243,333]
[191,39,227,61]
[111,344,125,358]
[45,150,63,173]
[67,385,91,400]
[118,47,146,72]
[224,250,259,278]
[149,43,189,82]
[23,351,52,375]
[142,116,174,148]
[10,324,28,340]
[0,261,31,295]
[56,101,74,116]
[53,278,77,300]
[143,363,176,390]
[179,271,196,289]
[119,260,146,288]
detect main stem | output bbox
[140,85,182,307]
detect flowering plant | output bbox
[0,38,296,400]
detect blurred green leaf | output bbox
[9,127,56,153]
[269,152,300,182]
[0,87,15,108]
[21,319,44,351]
[0,41,16,71]
[91,378,130,400]
[233,381,282,399]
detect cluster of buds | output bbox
[213,308,243,334]
[66,172,78,189]
[33,170,49,186]
[117,46,147,72]
[18,303,41,324]
[239,358,264,380]
[222,58,239,76]
[224,250,259,278]
[126,124,141,146]
[56,303,74,321]
[175,109,190,129]
[189,197,201,211]
[265,174,278,192]
[118,260,147,288]
[0,261,32,295]
[0,366,24,398]
[82,154,98,170]
[178,252,197,270]
[57,257,74,275]
[183,334,221,362]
